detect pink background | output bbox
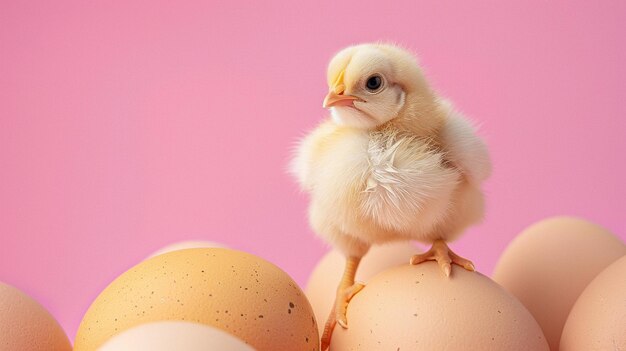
[1,0,625,341]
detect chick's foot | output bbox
[410,239,475,277]
[321,282,365,350]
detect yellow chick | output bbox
[290,43,491,349]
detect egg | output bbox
[0,282,72,351]
[492,216,626,350]
[330,262,548,350]
[305,242,420,335]
[560,255,626,351]
[98,321,254,351]
[148,240,226,258]
[74,248,319,351]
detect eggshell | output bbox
[492,216,626,350]
[98,321,255,351]
[330,263,549,350]
[560,255,626,351]
[0,282,72,351]
[305,242,420,335]
[74,248,319,351]
[148,240,226,258]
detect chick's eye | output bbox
[365,75,383,92]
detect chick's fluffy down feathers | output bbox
[291,99,490,257]
[439,99,491,186]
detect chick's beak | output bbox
[323,69,360,108]
[323,89,360,108]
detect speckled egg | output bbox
[306,242,420,335]
[0,282,72,351]
[492,216,625,350]
[74,248,319,351]
[331,263,549,351]
[560,255,626,351]
[98,321,255,351]
[148,240,227,258]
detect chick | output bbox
[291,43,491,349]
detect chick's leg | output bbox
[321,256,364,351]
[410,239,474,277]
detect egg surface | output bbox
[306,242,420,335]
[98,321,255,351]
[0,282,72,351]
[560,255,626,351]
[492,216,625,350]
[74,248,318,351]
[330,263,549,351]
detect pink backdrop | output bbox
[1,1,625,340]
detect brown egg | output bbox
[492,216,625,350]
[331,263,549,351]
[74,248,319,351]
[560,255,626,351]
[305,242,420,335]
[0,282,72,351]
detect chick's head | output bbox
[324,43,435,130]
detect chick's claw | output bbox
[336,282,365,328]
[321,282,365,350]
[410,239,475,276]
[449,249,475,271]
